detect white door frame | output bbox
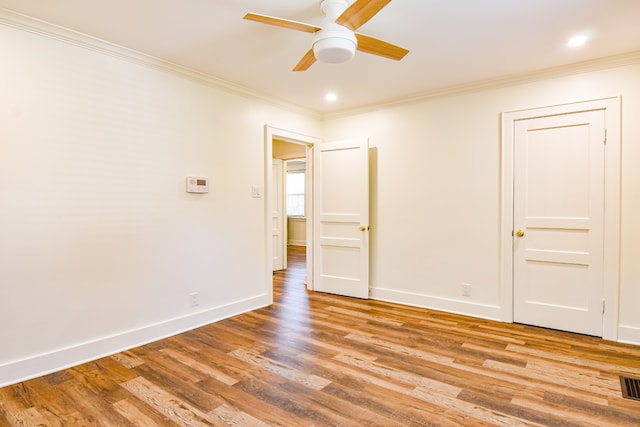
[500,97,621,340]
[265,126,320,301]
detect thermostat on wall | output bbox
[186,176,208,193]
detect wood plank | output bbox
[130,362,225,414]
[208,403,269,427]
[195,375,310,426]
[229,347,331,390]
[159,347,239,386]
[57,379,134,425]
[120,377,223,426]
[112,397,182,427]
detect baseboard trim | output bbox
[0,294,270,387]
[618,325,640,346]
[370,286,503,322]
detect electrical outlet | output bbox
[462,283,471,297]
[189,292,199,307]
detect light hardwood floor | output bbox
[1,245,639,426]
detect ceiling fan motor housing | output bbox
[312,22,357,64]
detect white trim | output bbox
[618,325,640,346]
[371,287,503,322]
[0,294,270,387]
[500,97,621,341]
[305,144,315,288]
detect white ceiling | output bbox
[1,0,639,114]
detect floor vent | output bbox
[620,376,640,400]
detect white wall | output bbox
[323,59,640,344]
[0,21,320,386]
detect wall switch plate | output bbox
[251,185,263,198]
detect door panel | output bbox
[272,159,284,271]
[513,110,605,336]
[314,139,369,299]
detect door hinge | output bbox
[604,128,607,144]
[602,299,606,314]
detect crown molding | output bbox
[324,50,640,119]
[0,8,320,119]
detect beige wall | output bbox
[323,59,640,344]
[0,21,321,386]
[287,217,306,246]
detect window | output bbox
[286,170,305,217]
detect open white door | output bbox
[272,159,285,271]
[313,139,369,299]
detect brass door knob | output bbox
[359,225,368,231]
[515,229,525,237]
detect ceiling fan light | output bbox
[313,37,356,63]
[312,23,357,64]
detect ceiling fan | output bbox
[243,0,409,71]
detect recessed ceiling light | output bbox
[325,92,337,102]
[568,34,588,47]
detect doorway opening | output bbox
[283,158,307,260]
[265,126,320,301]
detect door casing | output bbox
[500,97,621,340]
[265,126,320,302]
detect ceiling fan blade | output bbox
[243,13,321,33]
[336,0,392,31]
[355,33,409,60]
[293,49,317,71]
